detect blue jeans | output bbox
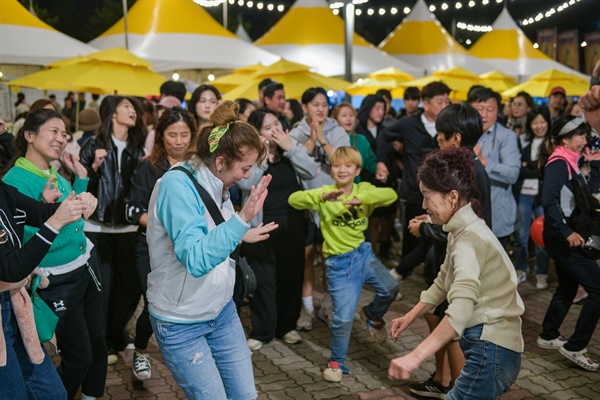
[325,242,399,364]
[150,299,256,400]
[447,325,521,400]
[0,292,67,400]
[514,194,549,274]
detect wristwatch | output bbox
[319,139,328,146]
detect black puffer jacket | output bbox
[79,137,144,225]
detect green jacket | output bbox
[3,158,89,268]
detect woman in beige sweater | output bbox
[388,147,524,400]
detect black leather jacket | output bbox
[79,137,144,225]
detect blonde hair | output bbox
[329,146,362,168]
[331,102,357,121]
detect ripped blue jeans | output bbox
[150,300,256,400]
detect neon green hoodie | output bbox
[289,182,397,257]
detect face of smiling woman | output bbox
[419,182,458,225]
[25,117,67,169]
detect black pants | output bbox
[541,235,600,351]
[245,211,306,342]
[87,231,141,351]
[40,251,107,399]
[401,202,425,258]
[134,233,153,349]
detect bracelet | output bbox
[319,139,328,146]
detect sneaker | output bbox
[283,330,302,345]
[559,347,600,371]
[124,332,135,350]
[536,274,548,290]
[358,308,388,344]
[389,268,402,281]
[573,286,589,303]
[296,307,314,331]
[107,347,118,365]
[132,350,151,381]
[516,270,527,285]
[537,335,567,349]
[318,305,332,328]
[247,338,264,351]
[322,361,343,382]
[409,374,451,399]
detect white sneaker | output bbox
[296,307,314,331]
[389,268,402,281]
[322,361,343,382]
[358,309,388,344]
[516,270,527,285]
[537,335,567,349]
[283,330,302,344]
[536,274,548,290]
[559,347,600,371]
[132,350,151,381]
[247,338,264,351]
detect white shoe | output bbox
[247,338,264,351]
[389,268,402,281]
[132,350,151,381]
[358,308,388,344]
[322,361,343,382]
[296,307,314,331]
[536,274,548,290]
[516,270,527,284]
[559,347,599,371]
[283,330,302,344]
[537,335,567,349]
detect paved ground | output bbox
[75,248,600,399]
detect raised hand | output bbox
[242,222,279,243]
[344,197,361,206]
[239,174,272,223]
[62,151,88,179]
[92,149,108,171]
[75,192,98,219]
[42,176,61,203]
[271,127,292,152]
[321,189,345,202]
[46,191,86,230]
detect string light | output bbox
[520,0,584,26]
[208,73,215,81]
[172,72,180,81]
[201,0,284,12]
[456,22,492,32]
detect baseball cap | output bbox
[549,86,566,97]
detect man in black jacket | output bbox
[376,82,451,261]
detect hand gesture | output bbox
[311,119,325,145]
[92,149,108,171]
[344,197,361,206]
[271,127,292,152]
[242,222,279,243]
[579,86,600,133]
[239,174,272,223]
[566,232,586,247]
[583,147,600,162]
[62,151,88,179]
[376,162,389,182]
[322,189,345,202]
[75,192,98,219]
[388,353,422,381]
[408,218,423,238]
[389,315,412,343]
[42,176,61,203]
[46,191,86,230]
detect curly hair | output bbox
[149,107,198,170]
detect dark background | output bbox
[24,0,600,71]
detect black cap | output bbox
[258,78,276,91]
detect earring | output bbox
[217,169,222,173]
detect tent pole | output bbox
[343,1,355,102]
[122,0,129,50]
[223,1,228,29]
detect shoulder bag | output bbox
[31,274,59,343]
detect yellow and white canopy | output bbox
[379,0,493,75]
[470,8,587,80]
[254,0,421,77]
[0,0,97,65]
[89,0,279,72]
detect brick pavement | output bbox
[83,253,599,399]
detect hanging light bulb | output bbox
[208,73,215,81]
[172,72,180,81]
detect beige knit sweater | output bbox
[420,203,525,353]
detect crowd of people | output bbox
[1,61,600,399]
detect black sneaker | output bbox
[124,331,135,350]
[409,375,451,399]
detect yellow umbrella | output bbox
[209,63,264,93]
[479,70,518,93]
[502,69,591,98]
[221,59,350,100]
[393,66,481,101]
[345,67,414,97]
